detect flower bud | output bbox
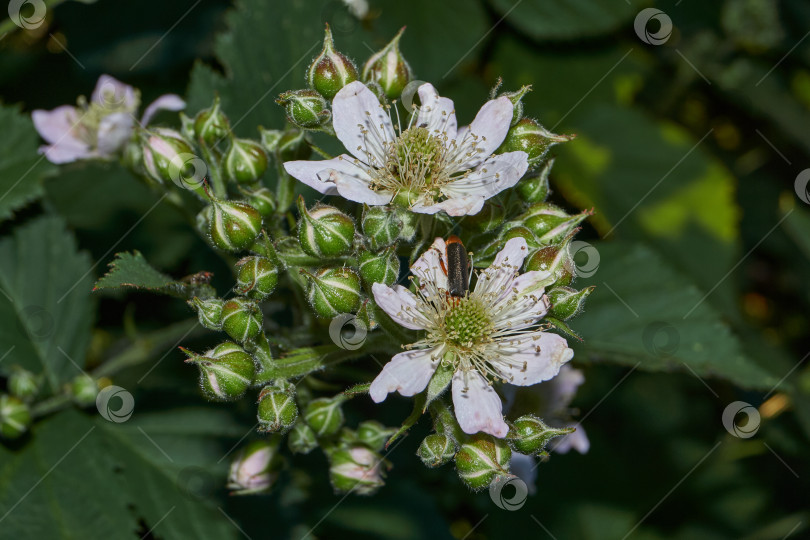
[189,297,223,330]
[224,137,269,184]
[455,434,511,491]
[361,205,402,250]
[194,95,230,146]
[463,201,505,233]
[497,118,574,168]
[276,129,311,162]
[277,89,331,129]
[417,433,456,468]
[328,446,385,495]
[497,85,532,126]
[259,127,282,153]
[288,422,318,454]
[142,129,199,187]
[502,226,539,248]
[547,286,594,321]
[70,374,98,406]
[355,298,378,331]
[235,256,279,301]
[517,158,553,203]
[0,395,31,439]
[297,197,355,258]
[8,368,38,401]
[358,245,399,290]
[208,195,262,252]
[304,267,362,318]
[357,420,396,452]
[508,415,575,455]
[239,186,276,218]
[520,203,588,244]
[524,242,574,287]
[304,396,345,436]
[257,384,298,433]
[196,205,212,237]
[361,27,412,100]
[221,297,263,343]
[307,24,359,100]
[228,439,277,495]
[183,342,256,401]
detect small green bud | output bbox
[208,195,262,252]
[288,422,318,454]
[361,205,402,250]
[328,446,385,495]
[196,205,213,237]
[361,27,412,100]
[70,374,98,406]
[297,197,355,258]
[508,415,575,455]
[307,24,360,100]
[277,89,331,129]
[0,395,31,439]
[257,385,298,433]
[547,286,594,320]
[183,342,255,402]
[417,433,457,468]
[304,396,345,436]
[8,368,39,401]
[258,127,282,153]
[454,434,511,491]
[304,267,362,318]
[502,226,539,247]
[194,95,230,146]
[517,158,553,203]
[224,137,269,184]
[357,420,396,452]
[358,245,399,290]
[240,186,276,218]
[228,439,277,495]
[497,84,532,126]
[221,297,263,343]
[355,298,378,331]
[276,129,311,162]
[463,201,505,233]
[520,203,588,244]
[235,256,279,301]
[249,230,280,261]
[498,118,574,168]
[524,242,574,287]
[142,129,204,194]
[189,297,224,330]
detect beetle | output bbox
[443,235,470,298]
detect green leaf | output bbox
[94,251,215,299]
[0,103,56,223]
[0,216,93,392]
[570,241,780,390]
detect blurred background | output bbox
[1,0,809,538]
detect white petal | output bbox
[551,423,589,454]
[474,237,529,297]
[441,151,528,200]
[410,196,486,217]
[411,237,448,291]
[333,81,394,164]
[492,332,573,386]
[415,83,457,140]
[372,283,431,330]
[369,348,440,402]
[283,155,366,195]
[38,141,93,164]
[452,370,508,437]
[32,106,81,145]
[489,271,551,327]
[334,171,393,205]
[454,96,513,169]
[97,112,134,155]
[92,75,138,112]
[141,94,186,125]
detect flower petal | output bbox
[334,169,393,205]
[92,75,138,112]
[492,331,573,386]
[369,348,440,402]
[38,141,93,164]
[441,151,528,200]
[474,237,529,298]
[410,196,487,217]
[97,112,135,155]
[452,370,508,437]
[283,155,366,195]
[454,96,513,169]
[372,283,431,330]
[333,81,394,164]
[32,106,81,145]
[415,83,457,140]
[141,94,186,125]
[411,237,448,292]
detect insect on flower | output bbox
[441,235,471,299]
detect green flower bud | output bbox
[417,433,457,468]
[297,197,356,258]
[520,203,588,244]
[328,446,385,495]
[497,118,574,168]
[235,256,279,301]
[355,298,378,331]
[508,415,574,455]
[276,129,311,162]
[361,205,402,250]
[239,186,276,218]
[304,267,362,318]
[358,245,399,290]
[258,127,282,153]
[454,434,511,491]
[463,201,505,233]
[497,84,532,126]
[277,89,331,129]
[208,195,262,252]
[196,205,213,237]
[304,396,345,436]
[249,230,280,261]
[224,137,269,184]
[189,297,223,330]
[142,129,203,193]
[288,422,318,454]
[8,368,39,401]
[221,297,263,343]
[70,374,98,406]
[183,342,255,402]
[228,439,278,495]
[517,158,553,203]
[257,385,298,433]
[524,242,574,287]
[547,286,594,321]
[194,95,230,146]
[361,27,412,100]
[502,225,539,248]
[357,420,396,452]
[307,24,360,100]
[0,395,31,439]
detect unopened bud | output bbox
[417,433,456,468]
[297,196,355,257]
[224,137,268,184]
[304,267,362,318]
[307,24,359,100]
[240,186,276,217]
[257,384,298,433]
[235,256,279,301]
[70,374,98,406]
[508,415,574,455]
[520,203,588,244]
[304,396,345,436]
[0,395,31,439]
[183,342,255,401]
[502,226,539,248]
[221,297,263,343]
[547,286,593,320]
[361,27,412,100]
[524,241,574,287]
[517,158,553,203]
[142,129,201,192]
[288,422,318,454]
[194,95,230,146]
[454,434,511,491]
[358,245,399,290]
[357,420,396,452]
[277,89,331,129]
[329,446,385,495]
[497,85,532,126]
[498,118,574,168]
[463,201,505,233]
[8,368,39,401]
[189,297,223,330]
[361,205,402,250]
[208,194,262,252]
[276,129,311,162]
[228,439,277,495]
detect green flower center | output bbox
[442,296,493,348]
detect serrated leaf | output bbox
[94,251,215,299]
[0,216,93,392]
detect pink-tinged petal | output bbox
[92,75,138,112]
[371,283,431,330]
[32,106,81,145]
[441,151,528,200]
[283,155,363,195]
[415,83,457,140]
[334,171,393,205]
[493,332,573,386]
[97,112,135,155]
[38,141,93,164]
[332,81,394,164]
[411,237,448,291]
[369,348,440,402]
[474,237,529,298]
[551,423,589,454]
[452,370,508,437]
[454,96,513,169]
[141,94,185,125]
